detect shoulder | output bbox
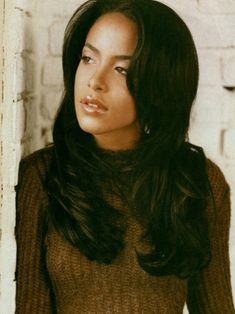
[205,158,230,209]
[17,146,54,203]
[16,146,54,223]
[18,146,54,186]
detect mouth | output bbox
[80,96,107,114]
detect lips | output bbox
[80,96,107,114]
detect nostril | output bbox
[88,77,106,91]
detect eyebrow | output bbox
[84,43,132,60]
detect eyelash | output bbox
[80,55,94,64]
[80,55,128,76]
[115,66,128,76]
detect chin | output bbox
[78,123,106,136]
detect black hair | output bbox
[48,0,211,278]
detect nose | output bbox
[88,68,108,92]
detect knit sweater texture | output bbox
[15,147,235,313]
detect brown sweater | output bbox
[15,147,235,313]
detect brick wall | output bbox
[0,0,234,312]
[20,0,84,154]
[0,0,28,312]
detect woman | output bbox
[16,0,235,313]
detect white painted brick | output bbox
[198,0,235,14]
[20,136,33,157]
[183,14,235,48]
[42,57,63,86]
[221,54,235,87]
[42,127,53,146]
[41,89,62,121]
[223,165,235,196]
[13,11,25,53]
[25,56,35,92]
[13,101,25,143]
[61,1,83,16]
[14,143,23,185]
[14,55,26,95]
[49,20,67,56]
[23,19,35,52]
[221,93,235,126]
[191,86,224,125]
[179,0,198,12]
[193,85,235,127]
[215,15,235,48]
[182,14,222,49]
[160,0,181,10]
[13,54,35,97]
[25,128,49,153]
[23,99,37,134]
[36,129,48,150]
[0,279,16,314]
[3,145,21,187]
[14,0,33,12]
[223,129,235,159]
[34,27,50,55]
[34,1,83,22]
[198,50,220,85]
[189,125,222,161]
[0,187,17,313]
[15,0,27,7]
[10,10,34,53]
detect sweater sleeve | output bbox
[186,162,235,313]
[15,152,54,313]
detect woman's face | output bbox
[74,12,140,150]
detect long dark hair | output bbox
[48,0,211,278]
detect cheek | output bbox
[74,69,81,88]
[127,97,138,122]
[74,70,80,96]
[74,71,84,114]
[120,90,137,114]
[115,93,137,121]
[74,67,88,93]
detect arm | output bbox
[187,185,235,313]
[15,153,54,313]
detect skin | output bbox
[74,12,140,151]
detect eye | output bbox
[115,66,128,76]
[80,55,94,64]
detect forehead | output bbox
[85,12,138,55]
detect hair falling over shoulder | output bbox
[47,0,212,278]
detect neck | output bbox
[93,129,140,152]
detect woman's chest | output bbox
[45,222,187,313]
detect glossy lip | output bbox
[80,96,108,114]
